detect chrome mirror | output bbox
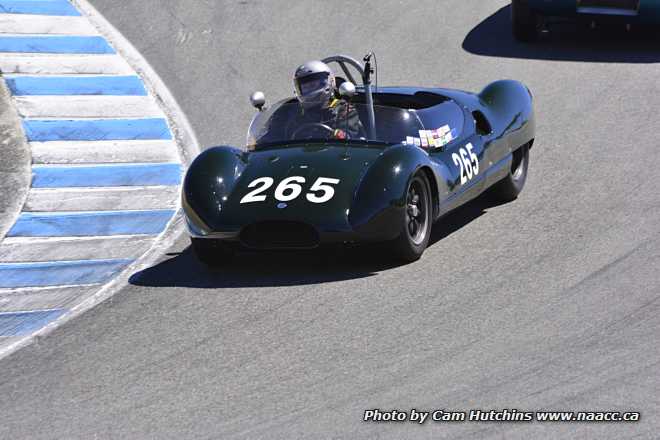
[250,91,266,111]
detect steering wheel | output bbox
[291,122,335,140]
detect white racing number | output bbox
[240,176,340,204]
[306,177,341,203]
[274,176,305,202]
[452,143,479,185]
[240,177,274,204]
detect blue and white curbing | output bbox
[0,0,200,357]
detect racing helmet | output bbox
[293,60,336,109]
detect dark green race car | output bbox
[513,0,660,41]
[182,54,535,265]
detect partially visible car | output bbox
[512,0,660,41]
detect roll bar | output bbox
[321,54,376,139]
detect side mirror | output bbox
[250,91,266,111]
[338,81,356,99]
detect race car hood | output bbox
[183,143,390,235]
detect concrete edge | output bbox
[0,76,31,244]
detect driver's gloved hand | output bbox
[333,128,348,140]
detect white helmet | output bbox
[293,60,336,109]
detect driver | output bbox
[288,60,365,140]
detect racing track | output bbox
[1,1,660,438]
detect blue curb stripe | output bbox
[0,0,183,343]
[32,163,182,187]
[6,76,145,96]
[0,310,67,337]
[7,210,176,237]
[0,259,133,288]
[23,118,172,141]
[0,0,80,16]
[0,36,112,54]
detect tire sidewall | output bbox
[511,144,530,194]
[512,0,532,22]
[487,143,530,202]
[395,172,432,261]
[512,0,537,41]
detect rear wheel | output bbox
[389,172,433,263]
[191,237,234,267]
[512,0,538,42]
[489,143,530,202]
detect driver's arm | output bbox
[331,99,366,139]
[335,101,366,140]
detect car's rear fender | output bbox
[479,79,536,154]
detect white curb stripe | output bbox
[0,284,100,294]
[0,0,188,348]
[0,235,156,262]
[30,139,180,164]
[0,0,199,357]
[0,54,132,74]
[25,186,179,211]
[0,286,100,312]
[14,95,164,118]
[0,15,98,35]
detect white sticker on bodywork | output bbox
[419,130,428,147]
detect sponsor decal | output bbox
[419,130,429,148]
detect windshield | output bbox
[247,101,425,149]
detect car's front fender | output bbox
[182,146,248,234]
[349,144,435,240]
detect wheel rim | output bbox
[512,149,527,181]
[406,177,429,246]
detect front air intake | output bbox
[240,221,320,249]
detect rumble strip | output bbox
[0,0,198,357]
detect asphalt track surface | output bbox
[1,1,660,438]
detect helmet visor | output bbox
[297,72,330,98]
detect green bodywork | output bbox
[183,81,536,247]
[183,142,424,242]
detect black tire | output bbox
[512,0,538,42]
[389,172,433,263]
[191,237,234,267]
[489,143,530,202]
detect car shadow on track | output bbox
[129,245,395,288]
[463,5,660,63]
[129,193,506,289]
[428,192,508,246]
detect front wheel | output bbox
[489,143,530,202]
[191,237,234,267]
[388,172,433,263]
[512,0,538,42]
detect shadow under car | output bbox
[129,193,509,289]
